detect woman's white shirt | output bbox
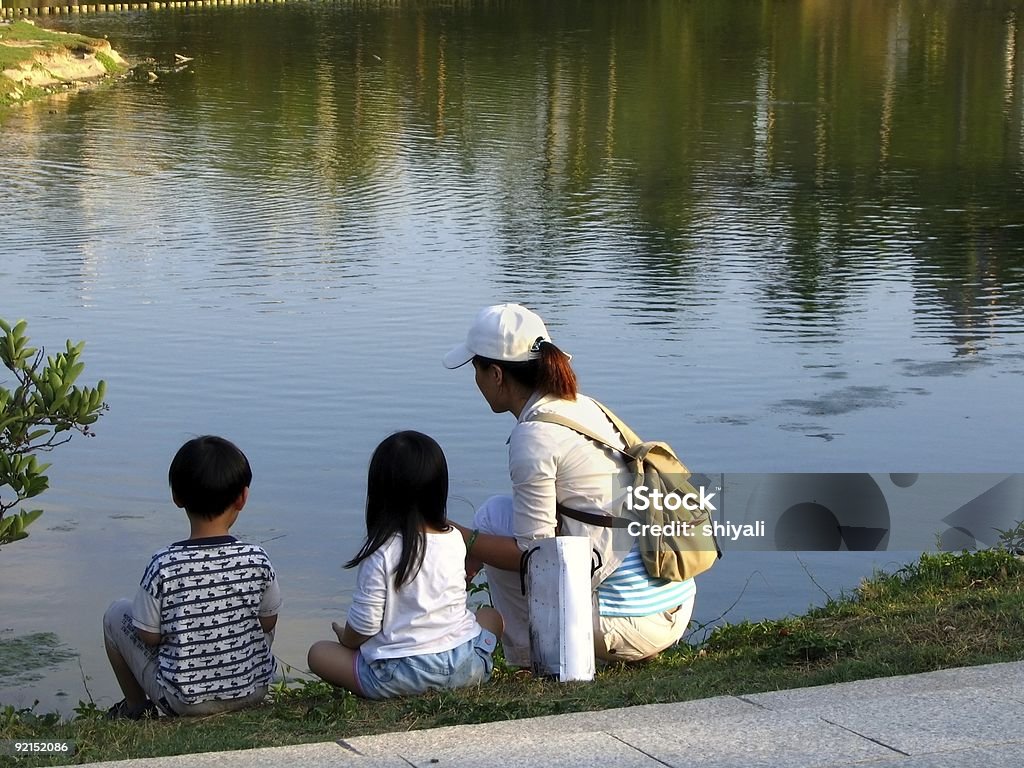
[508,392,630,550]
[346,529,481,662]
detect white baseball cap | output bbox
[443,304,554,369]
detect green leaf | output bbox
[64,362,85,388]
[0,316,106,549]
[24,476,50,498]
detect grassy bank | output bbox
[2,549,1023,766]
[0,20,126,107]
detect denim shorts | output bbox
[355,629,497,700]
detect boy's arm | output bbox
[258,564,283,635]
[136,628,162,646]
[132,580,163,646]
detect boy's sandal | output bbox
[105,698,161,721]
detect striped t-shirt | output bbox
[597,546,696,617]
[132,535,282,705]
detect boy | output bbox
[102,435,282,718]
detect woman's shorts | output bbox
[355,629,497,700]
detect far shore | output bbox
[2,0,298,22]
[1,19,127,108]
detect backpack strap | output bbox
[587,400,643,449]
[555,502,632,529]
[526,410,635,462]
[526,406,637,530]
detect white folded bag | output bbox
[520,536,595,682]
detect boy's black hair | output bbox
[168,435,253,520]
[346,431,449,588]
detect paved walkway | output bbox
[68,661,1024,768]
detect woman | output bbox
[443,303,695,667]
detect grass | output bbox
[2,549,1023,766]
[0,43,37,72]
[93,51,120,75]
[1,20,125,107]
[0,20,104,61]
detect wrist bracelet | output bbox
[466,528,480,556]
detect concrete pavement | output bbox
[64,660,1024,767]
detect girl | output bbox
[307,431,503,698]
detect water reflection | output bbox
[16,1,1019,345]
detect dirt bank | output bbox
[1,19,127,106]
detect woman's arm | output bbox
[452,423,563,572]
[452,521,523,572]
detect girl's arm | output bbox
[333,622,373,650]
[344,549,387,643]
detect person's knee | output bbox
[307,641,338,677]
[306,641,326,672]
[476,606,504,637]
[308,640,361,693]
[103,598,132,641]
[473,494,514,535]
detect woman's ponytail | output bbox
[535,341,577,401]
[473,340,578,400]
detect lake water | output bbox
[1,0,1023,712]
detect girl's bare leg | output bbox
[307,641,362,695]
[475,606,504,638]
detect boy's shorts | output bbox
[354,629,497,700]
[103,599,269,716]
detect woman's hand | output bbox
[465,554,484,584]
[452,518,523,572]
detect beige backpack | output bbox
[528,400,721,582]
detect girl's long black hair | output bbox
[345,430,449,588]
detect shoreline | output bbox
[2,548,1022,766]
[0,19,127,107]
